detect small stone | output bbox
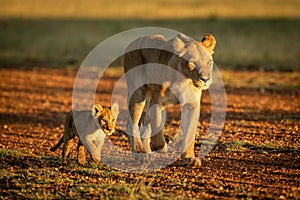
[279,195,286,199]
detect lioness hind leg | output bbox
[149,96,167,152]
[141,124,151,153]
[141,93,152,153]
[77,140,86,165]
[151,132,167,152]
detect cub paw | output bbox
[77,147,87,165]
[77,156,87,166]
[62,160,68,165]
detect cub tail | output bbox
[50,136,63,152]
[51,110,72,152]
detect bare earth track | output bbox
[0,67,299,199]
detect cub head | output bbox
[91,103,119,135]
[171,33,216,90]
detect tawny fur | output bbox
[51,104,119,165]
[124,33,216,166]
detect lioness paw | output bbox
[181,157,201,167]
[132,152,153,162]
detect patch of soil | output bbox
[0,67,299,199]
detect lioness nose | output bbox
[200,75,210,83]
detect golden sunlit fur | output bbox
[50,104,119,165]
[124,33,216,166]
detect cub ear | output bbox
[200,33,216,55]
[111,103,119,118]
[92,104,103,118]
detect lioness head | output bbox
[171,33,216,90]
[92,103,119,135]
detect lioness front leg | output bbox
[181,103,201,166]
[149,97,167,152]
[127,87,148,160]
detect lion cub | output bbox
[51,103,119,165]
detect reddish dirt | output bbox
[0,67,299,199]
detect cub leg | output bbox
[62,136,74,164]
[62,110,74,164]
[77,139,86,165]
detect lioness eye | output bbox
[188,61,196,70]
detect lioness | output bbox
[51,103,119,165]
[124,33,216,166]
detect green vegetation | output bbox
[1,18,299,71]
[0,0,300,70]
[0,148,170,199]
[223,141,300,153]
[1,0,300,19]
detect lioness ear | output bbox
[111,103,119,118]
[177,33,192,43]
[92,104,103,118]
[200,33,216,55]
